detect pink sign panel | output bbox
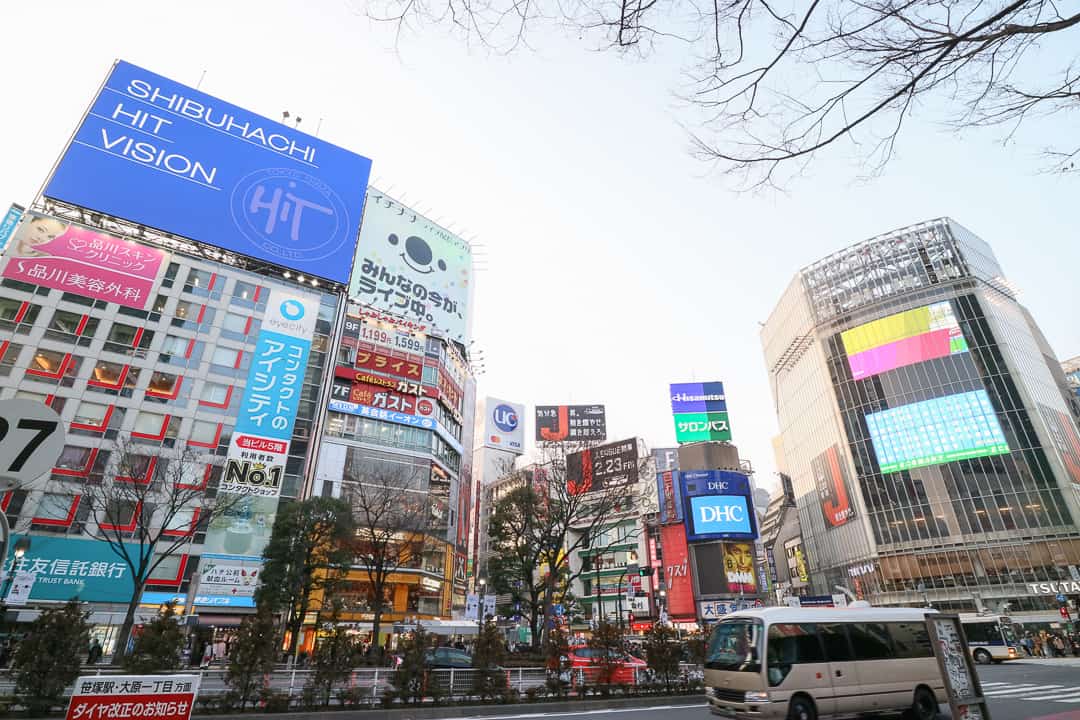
[2,213,167,309]
[847,328,953,380]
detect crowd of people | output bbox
[1019,630,1080,657]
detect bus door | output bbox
[819,623,861,715]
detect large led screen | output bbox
[841,302,968,380]
[865,389,1010,473]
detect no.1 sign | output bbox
[0,399,66,491]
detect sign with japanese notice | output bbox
[349,381,436,417]
[349,190,473,343]
[535,405,607,442]
[343,313,427,355]
[2,211,168,309]
[66,674,200,720]
[220,287,318,497]
[354,347,423,381]
[566,438,638,494]
[197,555,261,599]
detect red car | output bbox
[564,645,647,685]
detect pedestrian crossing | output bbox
[981,682,1080,703]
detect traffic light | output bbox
[638,567,654,577]
[1061,605,1072,621]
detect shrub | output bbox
[11,599,89,717]
[123,601,184,673]
[259,689,292,713]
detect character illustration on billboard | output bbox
[812,444,856,528]
[2,212,168,310]
[724,542,758,594]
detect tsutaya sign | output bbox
[1027,580,1080,595]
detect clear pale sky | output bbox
[1,1,1076,492]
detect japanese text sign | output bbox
[535,404,607,442]
[67,675,200,720]
[197,555,261,598]
[221,287,318,497]
[355,348,423,381]
[0,204,24,252]
[350,381,436,417]
[673,411,731,444]
[328,398,436,430]
[2,212,167,309]
[3,534,134,603]
[350,190,473,342]
[566,438,638,494]
[44,61,371,284]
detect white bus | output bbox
[960,614,1020,664]
[704,606,946,720]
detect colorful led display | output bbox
[865,389,1010,473]
[841,302,968,380]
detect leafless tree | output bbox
[362,0,1080,186]
[345,464,432,656]
[47,438,240,665]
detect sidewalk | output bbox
[1011,658,1080,667]
[195,695,705,720]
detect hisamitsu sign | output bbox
[44,60,372,284]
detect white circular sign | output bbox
[0,399,66,491]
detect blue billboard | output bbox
[679,470,758,542]
[43,61,372,284]
[0,204,23,252]
[3,534,135,603]
[670,381,727,414]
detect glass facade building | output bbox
[762,219,1080,616]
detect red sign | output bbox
[355,348,422,381]
[67,675,199,720]
[438,368,463,412]
[350,381,435,417]
[233,435,287,454]
[661,525,695,619]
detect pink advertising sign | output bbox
[2,213,167,309]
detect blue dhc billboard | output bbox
[44,61,372,284]
[679,469,758,542]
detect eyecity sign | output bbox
[1027,580,1080,595]
[679,469,758,542]
[43,60,372,284]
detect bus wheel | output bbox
[909,686,938,720]
[786,695,817,720]
[973,649,993,665]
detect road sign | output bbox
[1057,593,1067,603]
[0,399,66,490]
[66,674,200,720]
[5,571,35,605]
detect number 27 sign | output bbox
[0,399,66,490]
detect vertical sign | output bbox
[221,288,318,497]
[0,204,24,252]
[670,381,731,443]
[661,524,695,619]
[654,446,682,524]
[926,615,991,720]
[813,444,856,528]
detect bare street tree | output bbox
[363,0,1080,185]
[49,438,241,664]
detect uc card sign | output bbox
[44,61,372,284]
[680,469,758,542]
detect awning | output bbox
[197,614,248,627]
[394,619,480,635]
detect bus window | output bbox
[888,622,933,658]
[706,619,762,673]
[819,623,854,662]
[849,623,892,660]
[766,623,824,687]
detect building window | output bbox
[198,382,233,408]
[146,371,183,399]
[185,268,215,294]
[99,499,141,532]
[71,401,114,431]
[26,348,76,380]
[161,262,180,288]
[231,280,262,307]
[104,323,151,354]
[147,553,187,585]
[210,346,242,369]
[176,461,214,490]
[163,508,200,537]
[54,446,98,475]
[115,455,156,484]
[222,311,252,339]
[0,299,40,333]
[33,493,80,526]
[88,360,132,390]
[152,294,169,313]
[131,411,180,442]
[188,420,223,448]
[0,341,23,376]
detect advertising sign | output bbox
[0,204,24,252]
[680,470,758,542]
[654,446,681,524]
[350,190,473,342]
[44,61,371,284]
[670,382,727,414]
[344,313,427,355]
[67,675,200,720]
[2,212,167,309]
[653,447,679,473]
[484,397,525,454]
[202,494,277,558]
[197,555,261,600]
[220,288,318,497]
[722,542,758,594]
[3,534,134,603]
[865,389,1009,473]
[328,398,436,430]
[535,405,606,442]
[660,524,695,618]
[566,438,638,494]
[812,444,856,528]
[1039,403,1080,485]
[354,348,423,381]
[841,301,968,381]
[673,411,732,443]
[350,381,436,417]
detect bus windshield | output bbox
[706,619,762,672]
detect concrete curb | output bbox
[195,694,705,719]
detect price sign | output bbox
[0,399,66,490]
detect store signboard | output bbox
[535,404,606,442]
[680,470,758,542]
[66,675,200,720]
[2,534,134,603]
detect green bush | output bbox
[11,599,89,717]
[259,689,292,713]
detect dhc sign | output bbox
[690,496,752,537]
[44,60,372,284]
[679,469,758,542]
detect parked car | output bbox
[425,647,474,668]
[564,645,646,685]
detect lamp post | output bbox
[1,537,31,601]
[478,578,487,623]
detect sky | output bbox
[1,1,1077,494]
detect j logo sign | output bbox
[690,495,752,536]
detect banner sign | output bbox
[328,398,436,430]
[484,397,525,454]
[203,494,277,558]
[67,675,200,720]
[0,204,24,252]
[566,438,638,494]
[2,211,167,309]
[670,381,727,414]
[654,447,682,524]
[673,411,732,444]
[44,60,371,284]
[355,348,423,381]
[197,555,261,599]
[535,404,607,442]
[221,288,318,497]
[349,381,436,417]
[3,534,134,603]
[812,444,856,528]
[344,313,427,355]
[660,524,695,618]
[680,470,758,542]
[349,190,473,342]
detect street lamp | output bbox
[1,537,31,601]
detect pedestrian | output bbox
[1053,634,1066,658]
[87,638,103,665]
[1022,634,1034,657]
